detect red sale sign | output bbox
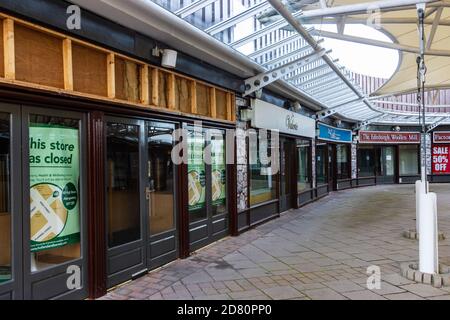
[432,145,450,174]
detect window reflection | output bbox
[297,140,311,192]
[148,123,175,235]
[107,123,141,248]
[316,143,328,185]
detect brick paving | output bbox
[102,184,450,300]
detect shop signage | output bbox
[433,132,450,144]
[432,145,450,174]
[29,124,80,252]
[317,123,352,143]
[251,99,315,138]
[187,130,206,212]
[359,131,420,144]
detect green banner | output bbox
[211,138,226,206]
[188,131,206,212]
[29,124,80,252]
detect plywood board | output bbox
[158,71,168,109]
[215,89,228,120]
[15,24,64,88]
[0,20,4,78]
[175,77,192,114]
[72,43,107,97]
[196,82,210,117]
[115,57,140,103]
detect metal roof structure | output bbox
[72,0,450,129]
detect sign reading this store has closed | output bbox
[359,131,420,144]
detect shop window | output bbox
[400,145,419,175]
[316,143,328,185]
[29,115,81,271]
[249,131,277,206]
[0,113,10,282]
[211,132,227,216]
[187,129,207,222]
[337,144,350,180]
[148,123,175,235]
[297,140,311,192]
[358,146,375,177]
[106,123,141,248]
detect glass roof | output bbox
[151,0,450,128]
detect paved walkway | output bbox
[102,184,450,300]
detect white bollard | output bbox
[415,180,428,232]
[419,192,439,274]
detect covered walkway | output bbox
[102,185,450,300]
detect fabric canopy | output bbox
[296,0,450,96]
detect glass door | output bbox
[280,138,295,212]
[377,146,396,184]
[106,117,146,288]
[146,121,178,269]
[0,104,21,300]
[23,106,87,300]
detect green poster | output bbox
[211,138,226,206]
[29,124,80,252]
[188,131,206,211]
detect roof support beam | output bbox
[310,29,450,57]
[372,100,450,109]
[244,49,326,96]
[427,116,450,132]
[316,99,365,119]
[354,114,388,131]
[206,2,272,35]
[175,0,217,18]
[427,7,443,49]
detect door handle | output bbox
[145,187,153,200]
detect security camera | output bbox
[292,101,302,112]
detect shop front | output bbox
[430,131,450,183]
[237,99,315,231]
[358,131,421,184]
[0,11,238,299]
[316,123,353,194]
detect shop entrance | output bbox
[358,146,397,184]
[105,117,178,288]
[0,103,88,300]
[187,126,229,251]
[279,138,296,212]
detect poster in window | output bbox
[432,145,450,174]
[211,138,226,206]
[188,131,206,211]
[29,124,80,252]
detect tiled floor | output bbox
[102,184,450,300]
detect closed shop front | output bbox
[237,99,315,231]
[316,123,353,192]
[358,131,421,184]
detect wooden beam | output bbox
[62,39,73,90]
[3,18,15,80]
[140,65,149,104]
[167,73,176,110]
[226,92,234,121]
[209,87,217,118]
[106,53,115,99]
[190,81,197,114]
[151,68,159,106]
